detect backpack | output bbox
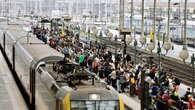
[63,47,69,54]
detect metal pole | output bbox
[157,19,161,79]
[135,44,136,64]
[153,0,156,44]
[30,67,35,110]
[12,45,15,71]
[179,0,181,22]
[123,34,127,64]
[159,48,161,71]
[3,33,5,51]
[76,0,78,20]
[179,0,182,43]
[6,0,8,25]
[141,70,145,110]
[134,27,137,64]
[99,0,101,21]
[119,0,124,30]
[184,0,187,49]
[88,29,90,42]
[92,76,95,86]
[88,28,90,44]
[27,32,29,44]
[167,0,171,42]
[130,0,133,36]
[158,41,161,83]
[115,35,117,55]
[192,54,195,95]
[141,0,144,40]
[86,26,87,44]
[129,0,136,65]
[106,0,108,23]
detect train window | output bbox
[71,101,88,110]
[71,100,119,110]
[98,101,119,110]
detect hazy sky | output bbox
[135,0,194,2]
[0,0,194,3]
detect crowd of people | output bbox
[33,25,195,110]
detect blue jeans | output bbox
[88,65,92,72]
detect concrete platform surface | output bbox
[120,93,140,110]
[107,85,140,110]
[0,51,27,110]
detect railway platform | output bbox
[120,94,140,110]
[1,0,195,110]
[0,50,27,110]
[107,85,140,110]
[0,18,194,110]
[0,22,142,110]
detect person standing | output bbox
[87,56,93,72]
[110,70,117,89]
[79,53,85,67]
[126,54,131,64]
[92,58,99,74]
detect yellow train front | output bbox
[56,87,124,110]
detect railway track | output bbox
[87,37,194,86]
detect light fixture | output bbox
[130,0,133,45]
[139,37,146,45]
[93,29,98,36]
[179,0,189,61]
[179,47,189,61]
[148,42,155,52]
[89,94,100,100]
[163,41,172,52]
[92,26,98,35]
[107,32,113,39]
[140,0,145,46]
[92,26,97,32]
[88,26,91,33]
[147,0,156,52]
[104,28,109,36]
[163,0,172,52]
[82,24,86,32]
[126,35,133,44]
[99,31,103,37]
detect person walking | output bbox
[87,56,93,72]
[110,69,117,89]
[79,53,85,67]
[92,57,99,73]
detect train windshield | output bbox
[71,100,119,110]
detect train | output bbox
[0,27,125,110]
[125,15,195,48]
[171,24,195,47]
[42,59,125,110]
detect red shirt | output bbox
[188,98,195,109]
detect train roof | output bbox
[19,36,64,65]
[17,35,119,101]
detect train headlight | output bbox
[89,94,100,100]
